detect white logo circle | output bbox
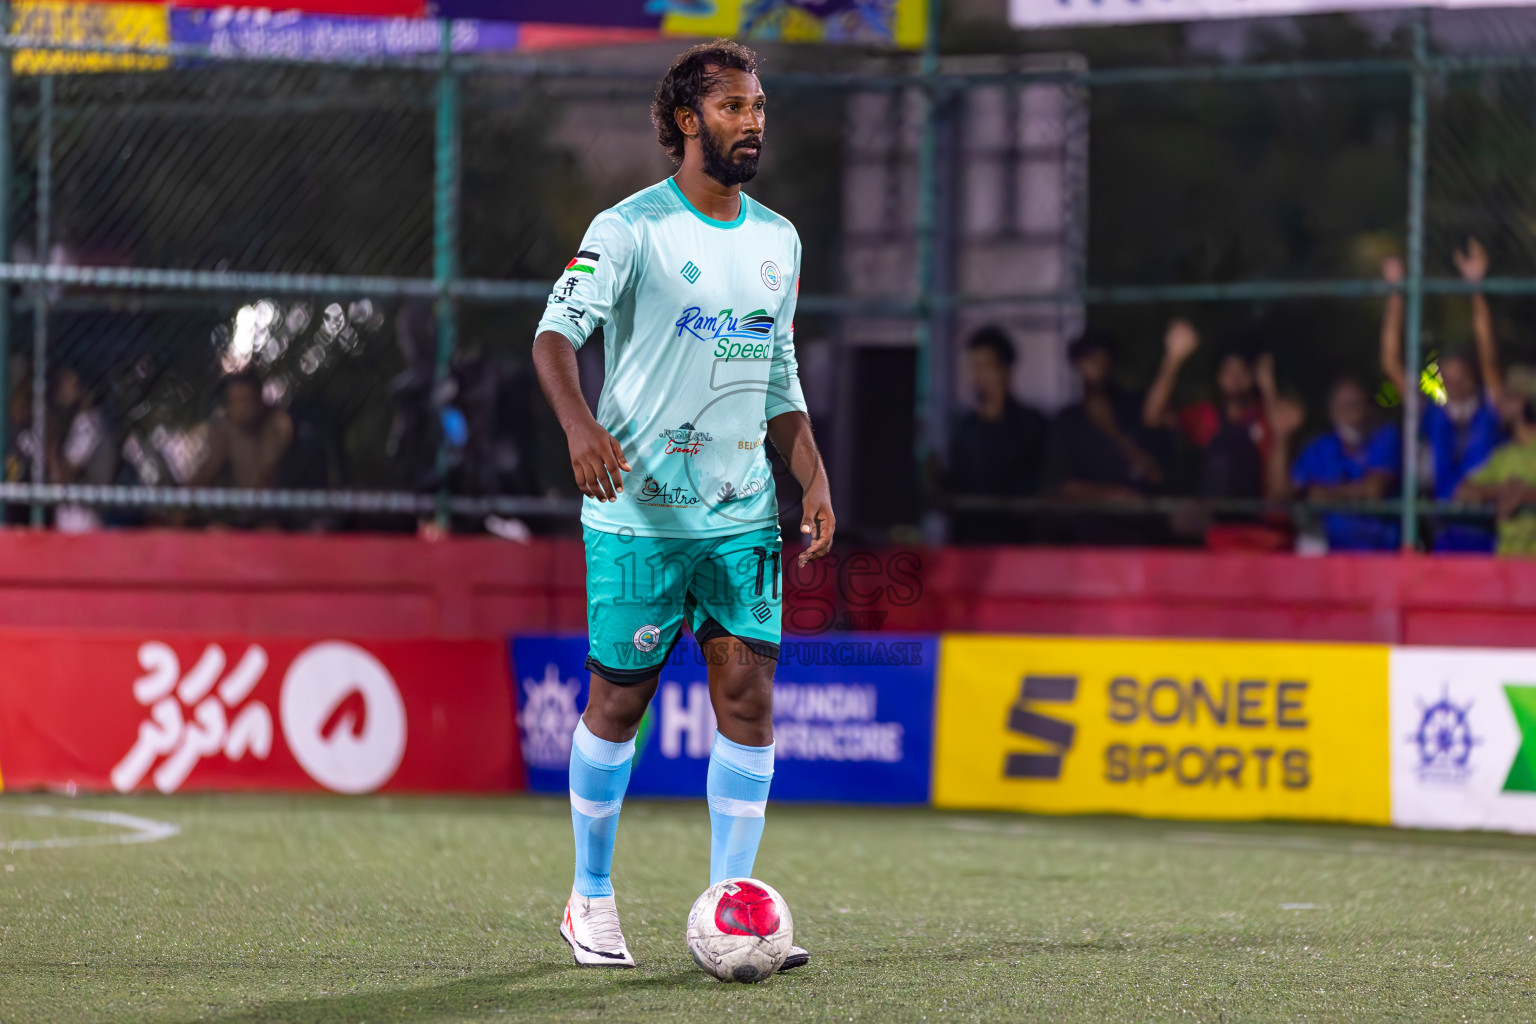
[633,625,661,653]
[760,261,781,291]
[280,641,406,793]
[521,663,582,769]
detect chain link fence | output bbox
[5,13,1536,548]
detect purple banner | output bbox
[428,0,664,27]
[171,8,521,57]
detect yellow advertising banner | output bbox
[934,635,1390,824]
[13,1,170,75]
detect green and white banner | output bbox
[1390,647,1536,834]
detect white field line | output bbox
[0,804,180,851]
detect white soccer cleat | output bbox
[560,888,636,967]
[778,944,810,972]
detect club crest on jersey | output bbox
[632,624,661,653]
[674,306,776,361]
[760,261,781,291]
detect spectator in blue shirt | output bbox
[1270,379,1402,551]
[1381,242,1506,551]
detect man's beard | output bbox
[699,120,761,186]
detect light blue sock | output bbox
[707,731,774,885]
[569,719,635,898]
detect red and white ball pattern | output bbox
[685,878,794,983]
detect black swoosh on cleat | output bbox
[778,950,810,972]
[558,924,633,964]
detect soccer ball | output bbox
[685,877,794,982]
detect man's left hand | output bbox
[798,489,835,568]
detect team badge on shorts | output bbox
[760,261,781,291]
[633,624,661,652]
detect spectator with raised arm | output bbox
[1143,318,1279,500]
[1455,396,1536,556]
[1381,243,1506,550]
[946,325,1048,544]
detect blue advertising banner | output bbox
[511,634,936,803]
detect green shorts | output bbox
[583,523,783,684]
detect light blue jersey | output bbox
[537,177,807,539]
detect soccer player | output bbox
[531,39,834,971]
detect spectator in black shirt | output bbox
[1042,328,1169,545]
[946,326,1048,543]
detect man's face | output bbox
[690,68,765,186]
[1216,354,1254,399]
[1442,354,1478,405]
[225,381,262,428]
[1074,349,1112,388]
[54,370,81,409]
[969,348,1008,404]
[1329,381,1367,434]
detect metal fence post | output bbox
[1400,13,1429,551]
[29,72,49,527]
[914,0,943,528]
[432,19,460,532]
[0,4,12,481]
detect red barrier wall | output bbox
[0,530,587,637]
[0,530,1534,646]
[878,547,1536,646]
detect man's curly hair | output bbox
[651,39,760,165]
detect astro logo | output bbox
[1409,687,1480,784]
[1003,674,1077,780]
[681,261,701,284]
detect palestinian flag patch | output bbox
[566,250,600,274]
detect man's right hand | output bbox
[567,419,631,502]
[1163,319,1199,363]
[1454,237,1490,284]
[1270,395,1306,438]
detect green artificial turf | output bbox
[2,793,1535,1022]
